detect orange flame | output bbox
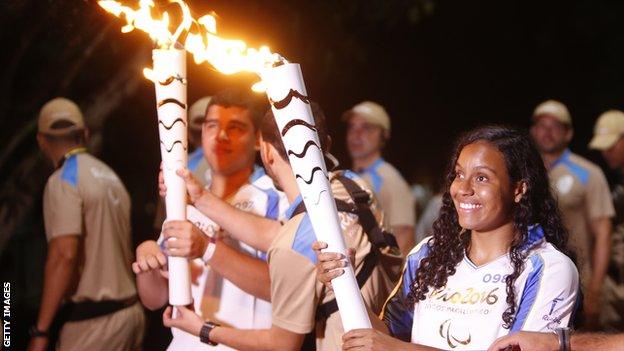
[98,0,283,88]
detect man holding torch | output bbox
[133,89,286,350]
[162,103,402,350]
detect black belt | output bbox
[61,296,139,322]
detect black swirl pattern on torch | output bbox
[270,89,310,110]
[295,166,328,185]
[158,74,187,86]
[313,189,327,205]
[158,118,187,130]
[281,119,316,137]
[157,98,186,109]
[288,140,321,159]
[160,140,187,153]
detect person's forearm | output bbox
[195,191,281,252]
[393,225,415,256]
[589,221,611,293]
[136,270,169,310]
[370,311,439,351]
[208,242,271,301]
[210,327,300,351]
[572,333,624,351]
[36,250,77,331]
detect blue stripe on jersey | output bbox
[187,148,204,172]
[511,254,545,332]
[250,165,266,183]
[522,225,546,251]
[291,213,317,263]
[61,154,79,187]
[382,240,431,341]
[250,183,280,262]
[359,158,384,193]
[251,184,280,220]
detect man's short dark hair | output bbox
[261,101,330,162]
[207,88,268,131]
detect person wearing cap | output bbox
[530,99,615,328]
[588,110,624,330]
[343,101,416,255]
[29,98,144,351]
[152,96,213,235]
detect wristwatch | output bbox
[28,325,49,338]
[554,327,571,351]
[199,320,220,346]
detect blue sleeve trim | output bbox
[61,154,79,187]
[187,148,204,172]
[291,214,317,263]
[383,241,430,341]
[511,254,545,332]
[285,195,303,219]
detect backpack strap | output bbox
[291,173,399,325]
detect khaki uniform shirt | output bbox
[548,150,614,285]
[268,171,401,351]
[43,150,144,351]
[358,158,415,228]
[43,150,136,302]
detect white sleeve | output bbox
[512,252,579,332]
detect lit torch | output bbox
[98,0,371,330]
[99,0,193,306]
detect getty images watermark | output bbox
[2,282,10,348]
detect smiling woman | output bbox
[318,126,581,351]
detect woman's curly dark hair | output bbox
[407,125,575,328]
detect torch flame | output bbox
[98,0,283,89]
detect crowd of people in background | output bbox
[25,91,624,351]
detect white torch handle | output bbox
[153,48,192,306]
[262,63,372,331]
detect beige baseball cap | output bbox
[38,97,85,135]
[342,101,391,132]
[589,110,624,150]
[532,100,572,126]
[189,96,212,130]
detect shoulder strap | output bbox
[292,174,399,322]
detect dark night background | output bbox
[1,0,624,349]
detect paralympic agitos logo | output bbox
[439,319,471,348]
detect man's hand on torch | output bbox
[163,305,203,337]
[162,220,209,260]
[158,165,206,203]
[313,241,355,292]
[133,240,168,278]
